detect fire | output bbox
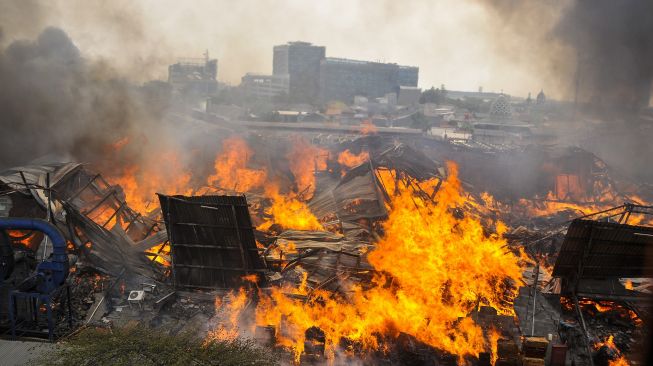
[253,162,525,362]
[145,242,171,266]
[109,151,194,214]
[337,149,369,171]
[207,136,267,193]
[7,230,41,250]
[624,279,633,290]
[516,191,653,225]
[206,288,250,342]
[257,185,324,232]
[561,298,642,326]
[360,120,378,135]
[488,328,500,366]
[110,136,130,151]
[516,191,614,217]
[242,273,259,284]
[286,136,328,200]
[610,357,630,366]
[594,336,630,366]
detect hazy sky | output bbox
[0,0,574,99]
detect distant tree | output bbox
[448,96,486,113]
[419,87,444,104]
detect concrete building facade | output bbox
[272,41,325,103]
[240,73,289,100]
[168,55,218,95]
[318,57,418,104]
[398,65,419,87]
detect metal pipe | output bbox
[531,261,540,336]
[0,218,69,293]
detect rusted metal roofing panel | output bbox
[158,194,266,289]
[553,219,653,279]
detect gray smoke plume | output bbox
[0,27,171,170]
[555,0,653,111]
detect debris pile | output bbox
[0,132,650,365]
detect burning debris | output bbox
[0,131,651,365]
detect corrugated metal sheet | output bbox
[553,219,653,278]
[158,194,266,289]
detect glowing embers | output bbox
[560,298,642,327]
[6,230,43,251]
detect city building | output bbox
[240,73,289,100]
[318,57,418,104]
[397,86,422,106]
[398,65,419,87]
[273,41,325,103]
[168,52,218,95]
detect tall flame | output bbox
[254,162,525,362]
[594,335,630,366]
[108,151,193,214]
[286,136,328,200]
[207,136,267,192]
[257,184,324,232]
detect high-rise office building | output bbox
[272,41,325,103]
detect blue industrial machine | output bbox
[0,218,71,341]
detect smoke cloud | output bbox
[0,25,188,176]
[555,0,653,110]
[0,0,574,99]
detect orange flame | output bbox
[286,136,328,200]
[594,336,630,366]
[108,151,193,214]
[253,162,524,362]
[145,242,170,266]
[337,149,369,173]
[7,230,41,250]
[257,185,324,231]
[207,136,267,193]
[488,328,501,366]
[360,120,378,135]
[207,288,250,342]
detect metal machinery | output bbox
[0,218,71,341]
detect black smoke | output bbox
[0,27,170,169]
[555,0,653,111]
